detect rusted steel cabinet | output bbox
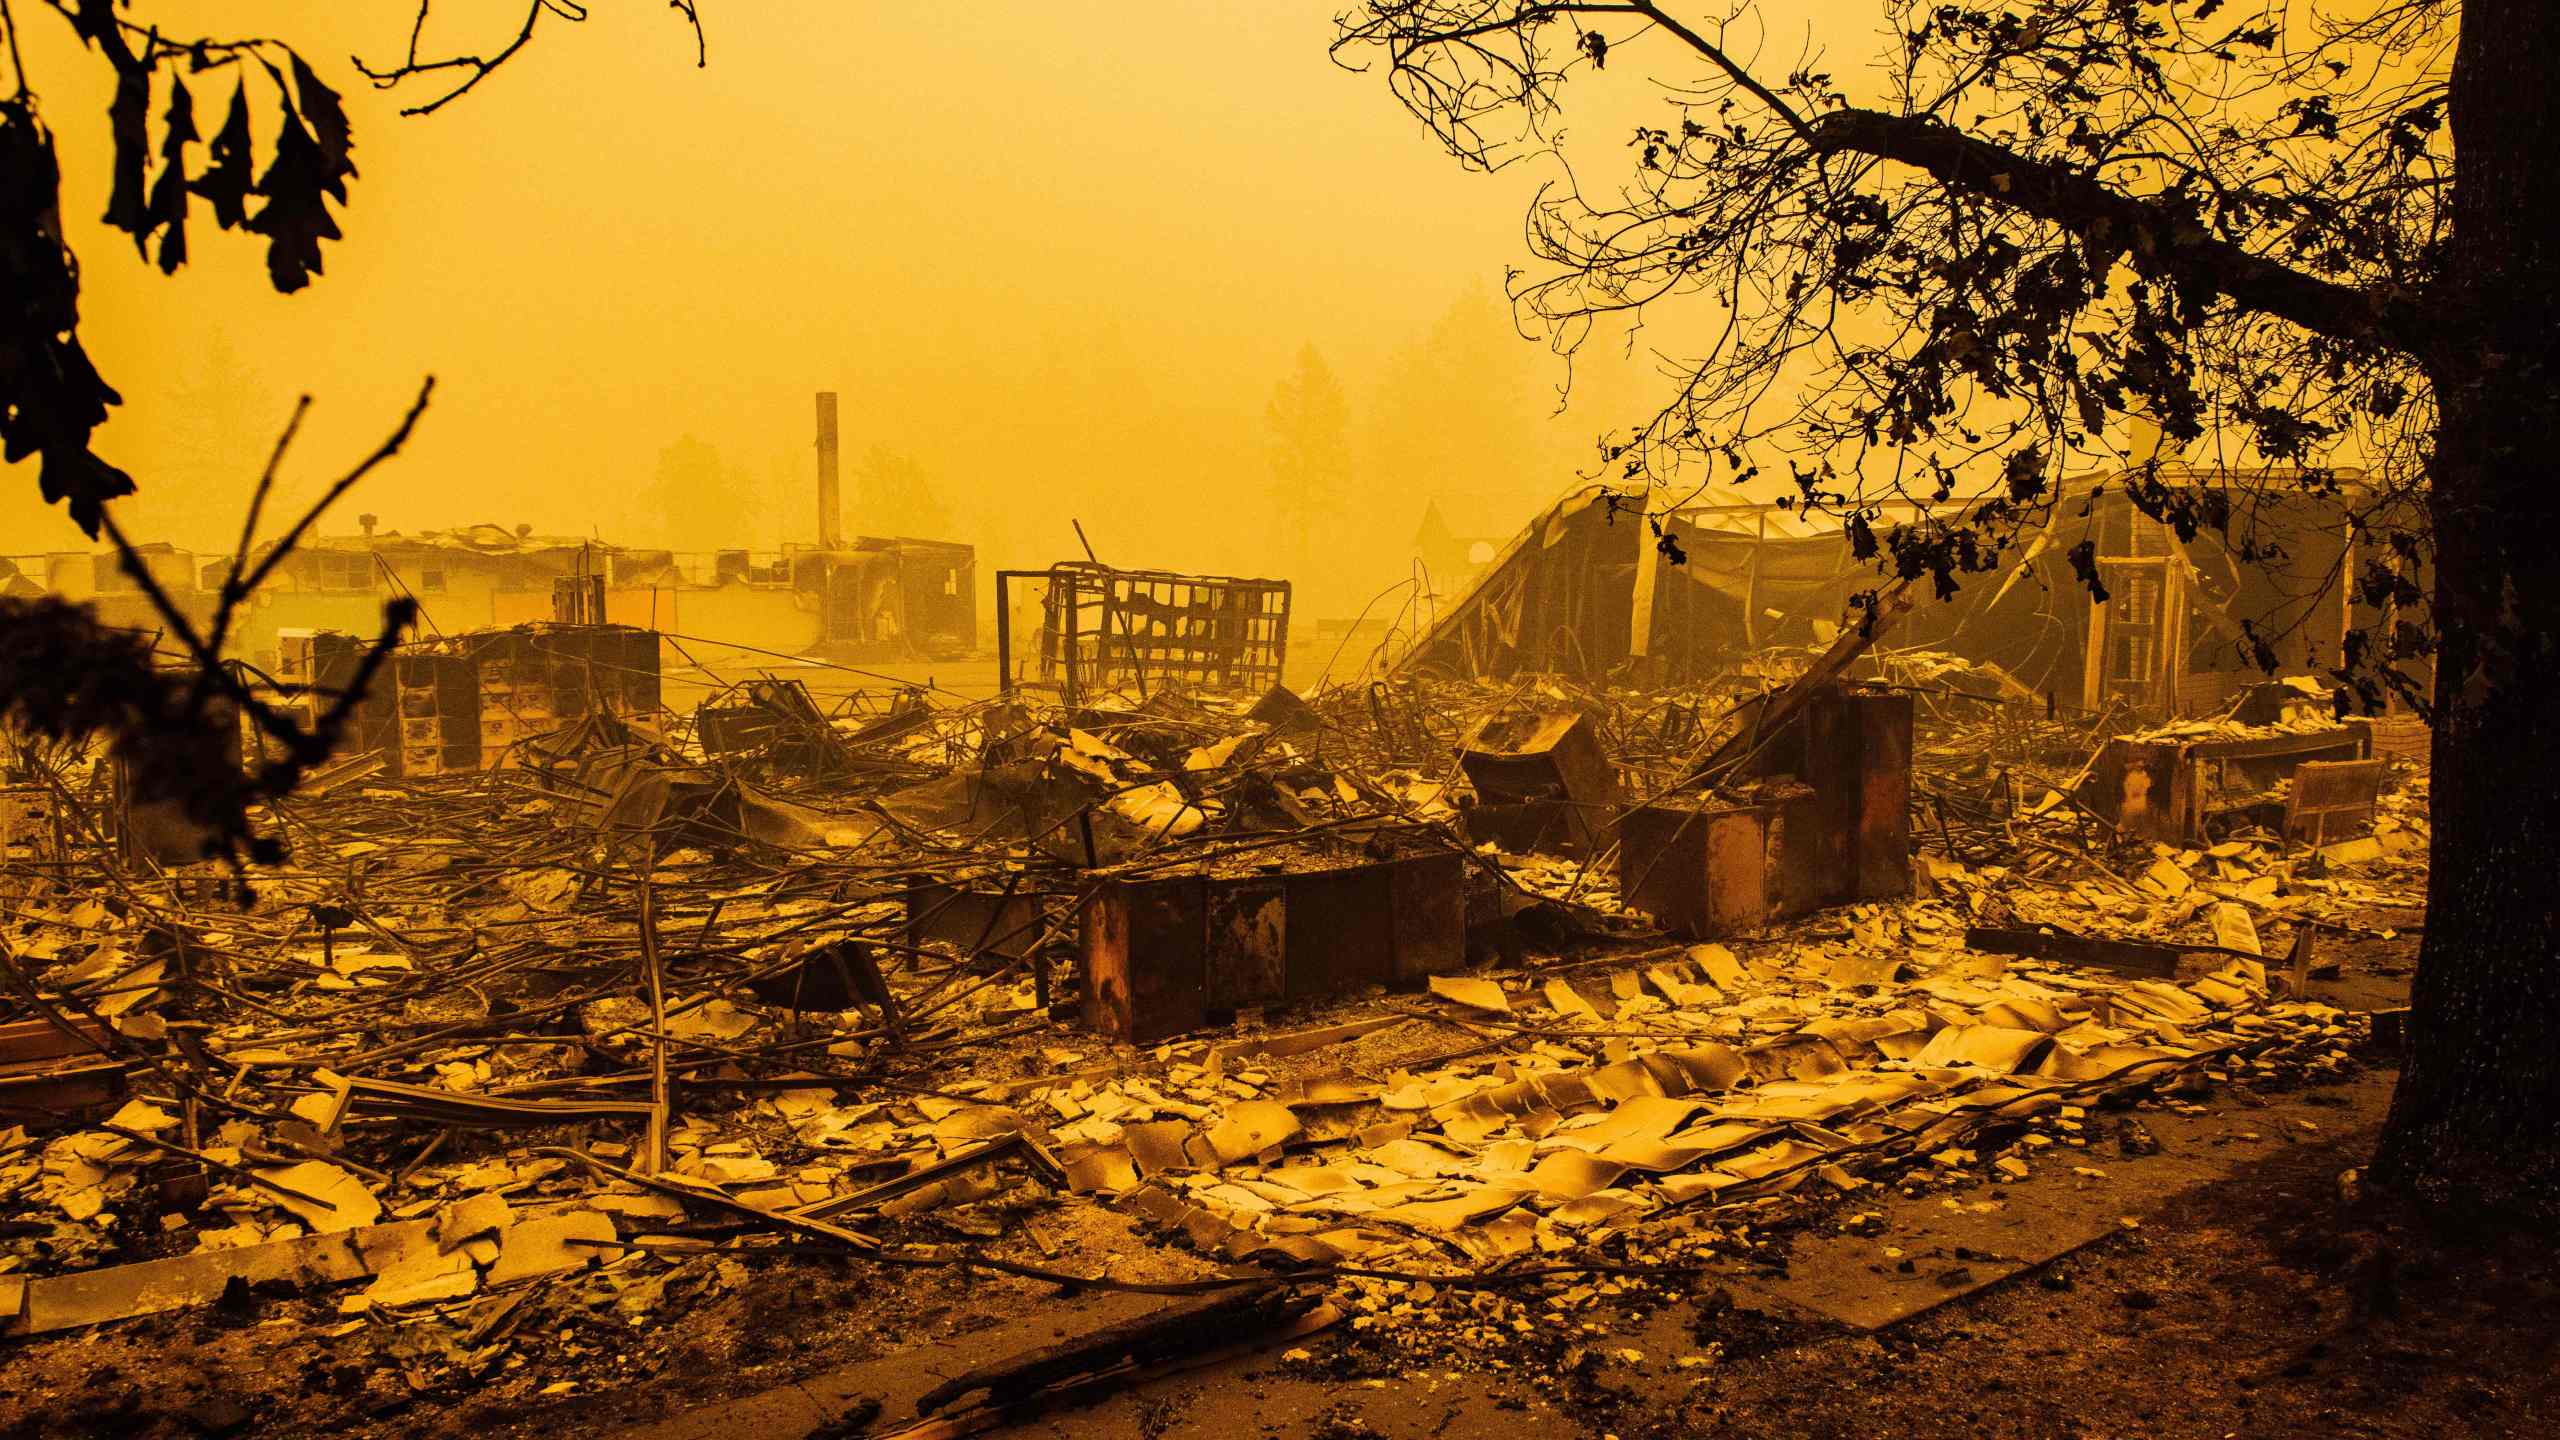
[1844,690,1911,897]
[1079,847,1465,1042]
[1616,685,1912,939]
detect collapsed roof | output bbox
[1397,474,2367,717]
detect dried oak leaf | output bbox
[0,102,134,536]
[246,97,341,293]
[191,80,254,230]
[290,54,358,200]
[88,0,152,251]
[242,57,356,293]
[147,77,199,274]
[103,62,151,250]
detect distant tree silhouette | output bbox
[1363,287,1557,519]
[1266,343,1356,586]
[849,445,955,540]
[638,435,763,551]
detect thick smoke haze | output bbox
[6,2,1684,621]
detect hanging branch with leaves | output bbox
[0,1,709,872]
[1334,1,2448,710]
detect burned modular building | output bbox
[1400,469,2371,720]
[218,521,974,674]
[770,390,979,664]
[777,538,977,663]
[222,523,652,672]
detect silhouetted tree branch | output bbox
[1336,0,2443,707]
[352,2,706,117]
[2,384,428,875]
[0,1,703,870]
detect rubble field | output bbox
[0,653,2462,1439]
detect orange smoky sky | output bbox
[11,2,1887,616]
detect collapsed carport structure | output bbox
[1397,471,2365,717]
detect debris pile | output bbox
[0,646,2424,1427]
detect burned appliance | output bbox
[696,678,856,779]
[1616,683,1912,940]
[1078,831,1463,1043]
[1456,709,1621,857]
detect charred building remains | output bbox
[1402,470,2369,720]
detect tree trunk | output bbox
[2368,0,2560,1220]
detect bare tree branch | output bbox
[1800,106,2419,351]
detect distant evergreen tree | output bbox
[848,446,953,540]
[1265,343,1354,594]
[637,435,762,550]
[1359,283,1579,549]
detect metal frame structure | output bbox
[1404,475,2367,718]
[996,563,1290,704]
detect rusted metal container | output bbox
[1457,709,1621,857]
[1615,684,1911,939]
[1079,843,1465,1043]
